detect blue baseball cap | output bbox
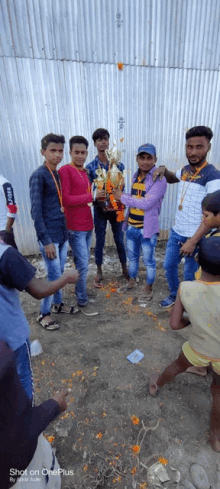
[137,143,156,156]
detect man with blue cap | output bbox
[113,143,167,300]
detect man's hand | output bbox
[152,166,166,182]
[63,269,79,284]
[52,390,69,412]
[96,189,105,200]
[45,243,56,260]
[112,188,123,201]
[180,239,196,256]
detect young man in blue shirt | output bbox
[86,128,128,287]
[30,133,79,330]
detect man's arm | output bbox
[170,288,190,330]
[180,221,210,256]
[113,178,167,211]
[153,166,179,184]
[5,217,15,233]
[29,172,52,246]
[25,269,79,299]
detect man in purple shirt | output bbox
[113,144,167,301]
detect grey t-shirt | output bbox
[0,242,36,351]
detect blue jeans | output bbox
[14,339,34,403]
[68,230,93,306]
[94,207,126,266]
[164,228,199,298]
[39,241,69,315]
[126,226,158,284]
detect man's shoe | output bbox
[159,295,176,308]
[79,303,99,316]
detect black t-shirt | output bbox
[0,245,36,290]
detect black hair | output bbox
[69,136,89,152]
[92,128,110,143]
[202,191,220,215]
[41,133,65,150]
[198,236,220,275]
[185,126,213,141]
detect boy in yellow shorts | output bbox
[149,235,220,452]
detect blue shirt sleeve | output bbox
[29,170,52,246]
[0,248,36,290]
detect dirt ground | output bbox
[20,243,219,489]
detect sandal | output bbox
[37,314,60,331]
[117,282,138,293]
[51,302,79,314]
[93,277,103,289]
[149,373,160,397]
[138,291,153,303]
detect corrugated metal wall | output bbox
[1,0,220,254]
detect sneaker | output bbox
[79,302,99,316]
[159,295,176,308]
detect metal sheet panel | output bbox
[1,0,220,69]
[0,55,220,253]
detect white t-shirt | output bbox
[173,164,220,237]
[0,175,17,230]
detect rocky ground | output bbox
[20,242,220,489]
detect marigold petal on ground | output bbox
[131,467,137,475]
[131,415,139,425]
[95,432,103,439]
[44,435,55,443]
[83,465,89,472]
[132,445,140,454]
[158,456,168,465]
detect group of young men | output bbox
[28,124,220,324]
[1,124,220,482]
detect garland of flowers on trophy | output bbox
[93,144,126,222]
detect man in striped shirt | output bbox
[113,144,167,301]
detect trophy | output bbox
[105,145,124,188]
[93,143,126,221]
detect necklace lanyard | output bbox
[70,163,92,207]
[178,161,208,211]
[45,163,64,213]
[70,163,91,193]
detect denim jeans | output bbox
[94,207,126,265]
[39,241,69,315]
[164,228,199,298]
[14,339,34,403]
[68,230,93,306]
[126,226,158,284]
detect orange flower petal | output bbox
[131,467,137,475]
[95,432,103,439]
[158,456,168,465]
[132,445,140,454]
[131,415,139,425]
[117,62,124,70]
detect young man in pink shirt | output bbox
[59,136,98,316]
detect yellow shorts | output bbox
[182,342,220,375]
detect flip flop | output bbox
[37,314,60,331]
[149,373,160,397]
[137,291,153,302]
[93,277,103,288]
[186,366,207,377]
[51,302,79,314]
